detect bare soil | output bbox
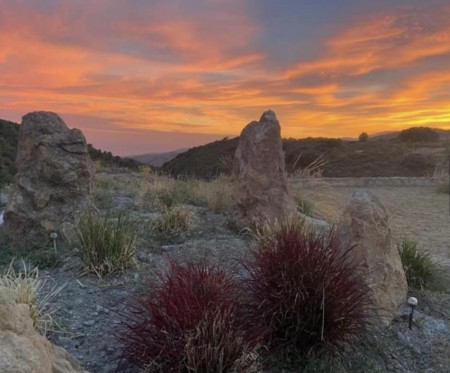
[2,178,449,372]
[296,184,450,268]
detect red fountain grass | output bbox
[117,259,263,372]
[241,218,372,359]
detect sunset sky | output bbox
[1,0,450,155]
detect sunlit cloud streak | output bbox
[0,0,450,154]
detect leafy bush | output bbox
[242,218,371,359]
[0,261,63,335]
[358,132,369,142]
[151,205,194,241]
[400,153,435,175]
[118,260,262,372]
[76,212,136,277]
[398,239,443,290]
[397,127,439,142]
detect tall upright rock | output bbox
[232,110,297,227]
[4,112,94,242]
[337,190,408,327]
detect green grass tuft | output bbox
[76,211,136,278]
[398,239,444,290]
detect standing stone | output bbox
[232,110,297,227]
[4,112,94,242]
[336,190,408,327]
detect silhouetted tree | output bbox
[358,132,369,142]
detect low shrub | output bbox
[117,260,262,372]
[398,239,444,290]
[242,218,371,360]
[76,212,136,278]
[151,205,194,241]
[0,261,62,335]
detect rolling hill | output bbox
[161,128,448,179]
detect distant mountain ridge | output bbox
[128,148,189,167]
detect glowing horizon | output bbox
[1,0,450,155]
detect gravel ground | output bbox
[4,181,450,372]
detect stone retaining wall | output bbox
[290,177,441,188]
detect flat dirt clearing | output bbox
[294,184,450,267]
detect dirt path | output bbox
[294,185,450,266]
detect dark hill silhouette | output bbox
[162,128,448,179]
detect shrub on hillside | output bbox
[0,119,20,188]
[358,132,369,142]
[400,153,435,175]
[117,260,263,372]
[397,127,439,142]
[242,218,372,359]
[76,212,136,277]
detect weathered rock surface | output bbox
[232,110,297,227]
[4,112,94,242]
[0,286,88,373]
[337,190,408,327]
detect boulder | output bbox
[0,286,88,373]
[4,112,94,242]
[336,190,408,327]
[232,110,297,227]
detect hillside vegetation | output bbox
[0,119,20,187]
[162,128,448,179]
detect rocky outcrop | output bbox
[232,110,297,227]
[337,190,408,327]
[0,286,88,373]
[4,112,94,242]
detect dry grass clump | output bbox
[291,189,314,216]
[0,261,62,335]
[76,211,136,278]
[203,177,235,214]
[290,153,328,179]
[141,177,207,210]
[151,205,194,240]
[141,175,235,214]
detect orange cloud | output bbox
[1,1,450,154]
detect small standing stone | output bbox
[336,190,408,328]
